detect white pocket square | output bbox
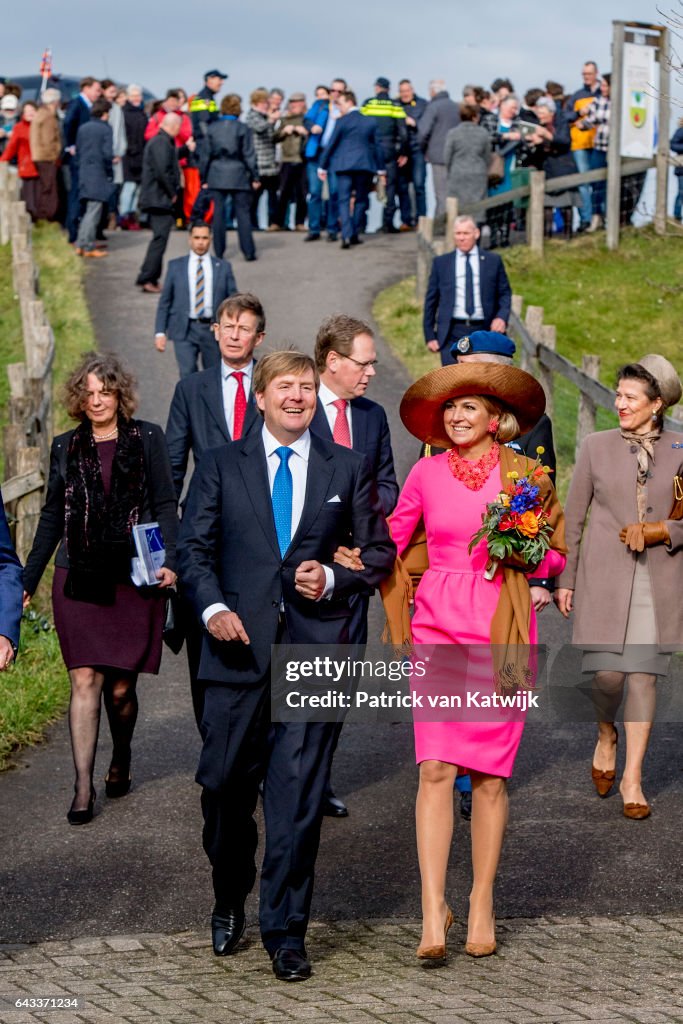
[327,494,342,503]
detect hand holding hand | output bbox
[530,586,552,612]
[333,545,364,571]
[207,610,250,644]
[294,560,326,600]
[554,588,574,618]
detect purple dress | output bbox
[52,440,166,674]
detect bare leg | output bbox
[102,671,138,783]
[415,759,457,947]
[620,672,656,806]
[467,771,508,947]
[592,671,625,771]
[68,667,105,810]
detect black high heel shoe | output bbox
[105,752,132,798]
[67,788,96,825]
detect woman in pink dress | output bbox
[389,363,566,964]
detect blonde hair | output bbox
[479,395,520,441]
[253,350,319,399]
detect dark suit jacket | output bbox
[178,430,396,685]
[423,248,512,348]
[154,255,238,342]
[76,119,113,202]
[139,130,180,212]
[0,495,23,649]
[63,95,91,154]
[318,110,385,175]
[165,362,260,500]
[310,397,398,516]
[23,422,179,595]
[199,119,259,190]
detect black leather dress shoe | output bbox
[211,908,246,956]
[323,789,348,817]
[272,948,311,982]
[340,240,351,250]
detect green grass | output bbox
[0,223,96,769]
[372,227,683,499]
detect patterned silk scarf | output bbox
[620,428,661,522]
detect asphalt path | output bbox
[1,228,681,945]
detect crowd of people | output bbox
[2,59,679,277]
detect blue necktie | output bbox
[272,447,293,557]
[465,253,475,317]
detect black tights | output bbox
[68,668,138,811]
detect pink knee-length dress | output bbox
[390,453,565,778]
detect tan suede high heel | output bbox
[465,914,496,958]
[416,906,454,965]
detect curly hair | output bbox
[63,351,138,423]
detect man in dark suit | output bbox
[178,350,395,981]
[74,99,113,258]
[423,214,512,365]
[318,90,386,248]
[136,113,191,293]
[154,221,238,378]
[63,76,101,242]
[166,292,265,727]
[310,313,399,816]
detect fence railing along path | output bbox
[0,163,55,562]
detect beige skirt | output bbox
[582,553,671,677]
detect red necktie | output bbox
[232,371,247,440]
[332,398,351,448]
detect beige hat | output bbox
[400,363,546,449]
[637,354,682,409]
[1,94,18,111]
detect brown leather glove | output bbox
[619,521,670,552]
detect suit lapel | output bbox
[350,401,367,455]
[238,431,281,559]
[287,435,334,557]
[178,255,191,316]
[312,401,333,442]
[201,365,231,441]
[444,251,457,310]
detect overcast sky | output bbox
[5,0,683,106]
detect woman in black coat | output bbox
[198,93,259,262]
[120,85,148,228]
[23,353,179,825]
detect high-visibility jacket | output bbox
[360,91,408,158]
[190,87,219,137]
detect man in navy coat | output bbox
[154,221,238,378]
[63,76,101,242]
[423,214,512,365]
[74,99,113,257]
[178,350,395,981]
[166,292,265,727]
[317,90,386,247]
[310,312,398,816]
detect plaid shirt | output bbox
[244,108,279,176]
[580,96,610,152]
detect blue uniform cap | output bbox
[375,76,391,90]
[451,331,516,359]
[204,69,228,80]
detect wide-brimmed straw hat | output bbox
[400,363,546,449]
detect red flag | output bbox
[39,48,52,77]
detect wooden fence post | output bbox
[528,170,545,255]
[575,355,600,459]
[416,216,434,301]
[523,305,544,375]
[444,197,458,252]
[14,447,43,564]
[539,325,556,418]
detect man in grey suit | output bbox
[154,221,238,378]
[418,79,460,219]
[166,292,265,726]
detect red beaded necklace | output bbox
[447,442,500,491]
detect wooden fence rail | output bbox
[0,162,55,562]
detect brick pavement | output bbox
[1,915,682,1024]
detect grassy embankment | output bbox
[0,224,96,768]
[373,227,683,498]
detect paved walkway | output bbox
[0,229,681,1023]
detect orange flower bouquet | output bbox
[468,449,554,579]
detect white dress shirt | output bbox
[318,380,353,446]
[221,360,254,438]
[321,104,341,148]
[202,425,334,626]
[188,252,214,320]
[453,246,484,320]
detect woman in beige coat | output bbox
[555,355,683,819]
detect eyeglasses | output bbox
[337,353,378,371]
[329,88,342,94]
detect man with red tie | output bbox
[165,292,266,725]
[310,314,398,815]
